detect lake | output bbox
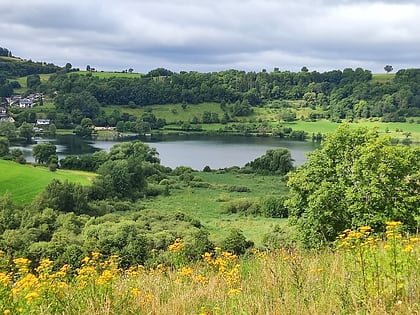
[12,134,320,170]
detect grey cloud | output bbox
[1,0,419,73]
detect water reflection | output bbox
[11,134,320,169]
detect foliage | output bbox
[287,125,420,248]
[34,179,91,215]
[221,228,254,255]
[245,148,293,175]
[0,137,8,157]
[2,225,420,314]
[18,122,34,142]
[0,122,17,140]
[32,143,57,164]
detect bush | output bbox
[227,185,251,193]
[48,163,58,172]
[259,196,288,218]
[221,228,253,255]
[222,198,256,214]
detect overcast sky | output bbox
[1,0,419,74]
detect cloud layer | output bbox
[1,0,419,73]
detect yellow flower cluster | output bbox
[336,225,378,249]
[168,238,184,253]
[202,249,241,289]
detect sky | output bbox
[1,0,419,74]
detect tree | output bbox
[384,65,393,73]
[74,118,93,137]
[245,148,294,175]
[47,123,57,137]
[18,122,35,142]
[0,122,17,140]
[287,125,420,248]
[36,179,90,215]
[278,109,296,122]
[32,143,57,164]
[27,74,41,89]
[0,137,9,157]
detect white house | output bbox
[36,119,51,125]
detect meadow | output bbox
[0,160,95,204]
[72,71,142,78]
[143,171,288,245]
[0,221,418,314]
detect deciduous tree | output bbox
[287,125,420,248]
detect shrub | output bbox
[221,228,254,255]
[259,196,288,218]
[227,185,251,193]
[222,198,256,214]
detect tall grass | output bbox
[1,223,419,314]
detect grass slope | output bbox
[0,160,95,204]
[72,71,142,78]
[371,73,395,83]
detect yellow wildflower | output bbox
[179,267,193,277]
[131,287,141,297]
[25,291,40,301]
[402,245,414,253]
[193,274,208,284]
[228,288,242,295]
[168,238,184,252]
[386,221,402,227]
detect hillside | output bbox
[0,159,94,204]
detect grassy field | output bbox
[72,71,142,78]
[0,160,95,204]
[12,73,53,94]
[143,172,287,246]
[371,73,395,83]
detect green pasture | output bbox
[73,71,142,79]
[104,103,226,124]
[371,73,395,83]
[143,172,287,245]
[12,73,53,94]
[0,160,95,204]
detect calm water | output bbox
[12,134,320,169]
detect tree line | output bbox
[27,67,418,127]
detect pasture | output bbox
[0,160,95,204]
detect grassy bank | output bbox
[0,160,95,204]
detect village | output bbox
[0,93,51,128]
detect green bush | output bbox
[259,195,288,218]
[222,198,256,214]
[227,185,251,192]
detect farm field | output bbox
[0,160,95,204]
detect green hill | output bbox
[0,160,95,204]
